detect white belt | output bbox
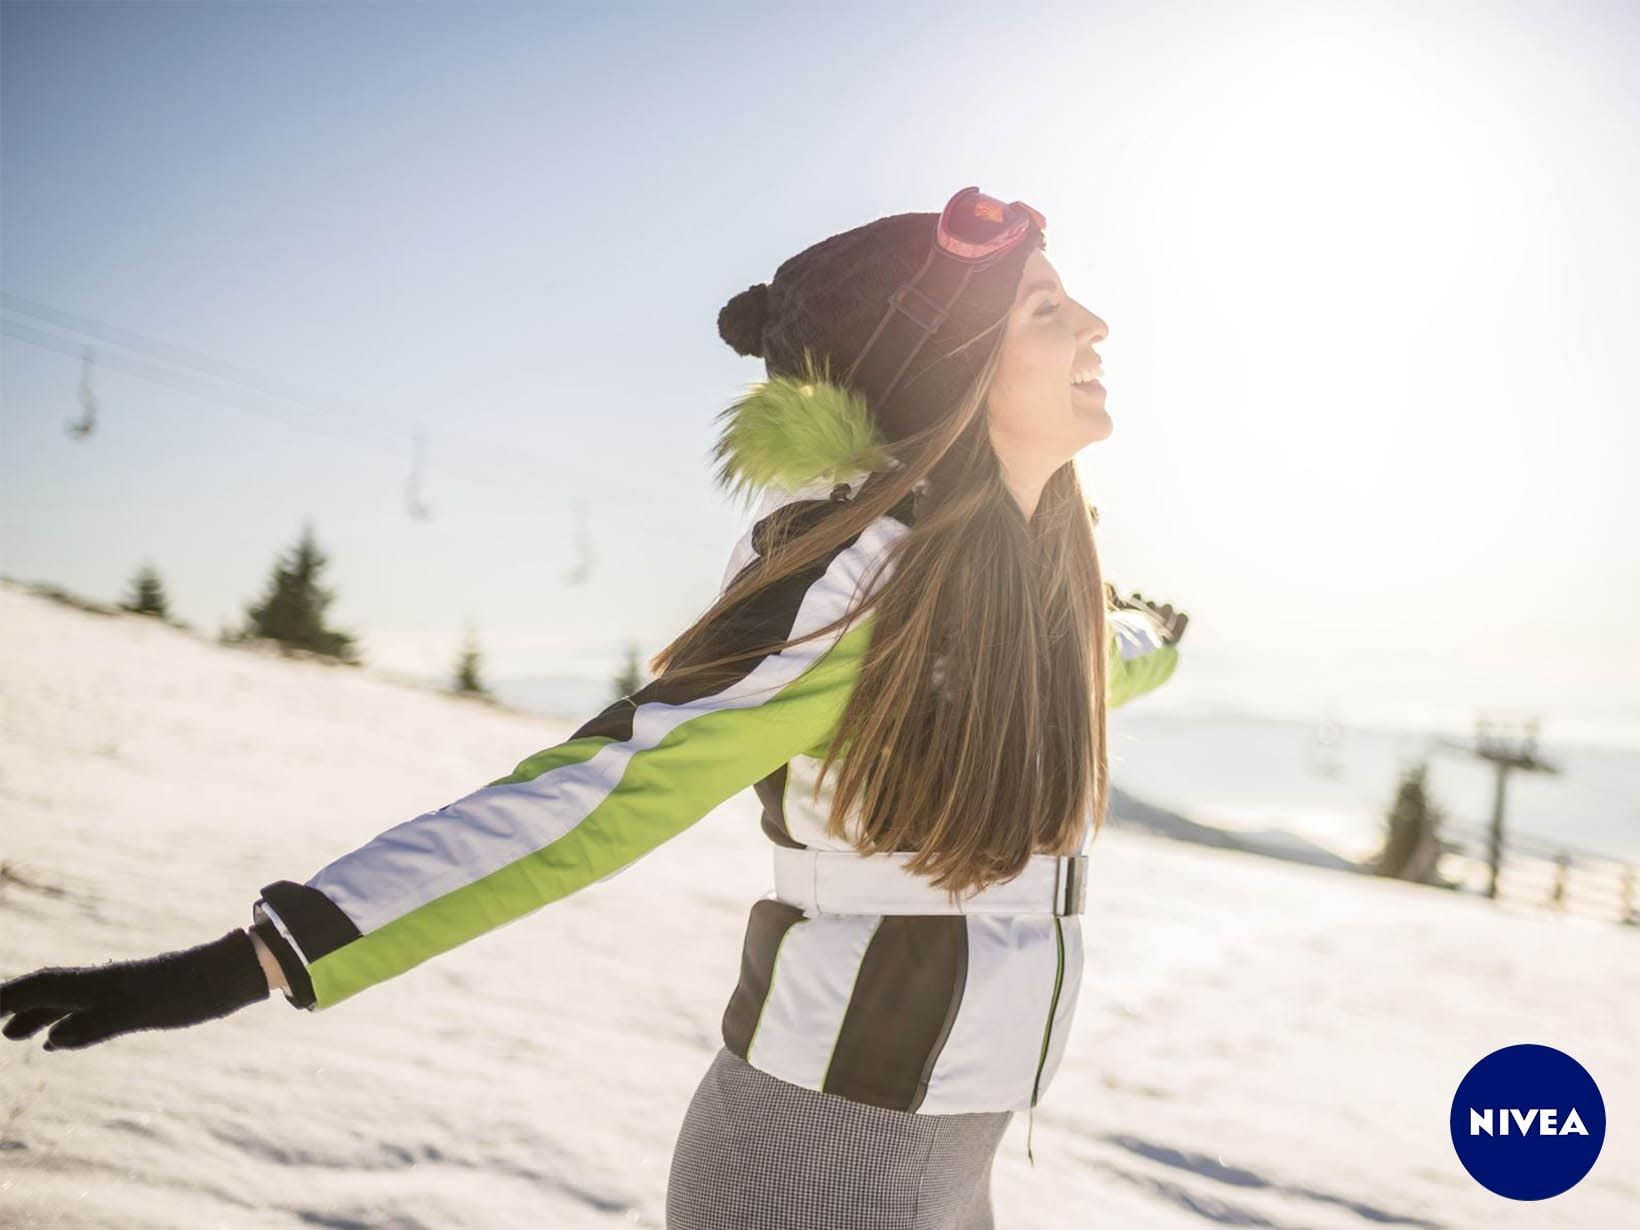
[770,845,1087,916]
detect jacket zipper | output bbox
[1025,915,1066,1167]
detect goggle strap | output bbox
[896,307,1011,394]
[844,247,978,406]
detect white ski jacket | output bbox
[246,375,1180,1165]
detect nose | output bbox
[1078,305,1108,345]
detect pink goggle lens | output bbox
[935,186,1046,263]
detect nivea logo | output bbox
[1467,1107,1589,1136]
[1450,1045,1605,1199]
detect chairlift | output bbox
[1309,706,1344,780]
[66,345,98,439]
[562,496,594,585]
[406,425,434,521]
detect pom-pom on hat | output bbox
[714,190,1045,496]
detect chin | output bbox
[1069,398,1113,445]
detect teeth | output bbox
[1071,371,1100,385]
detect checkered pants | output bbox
[665,1046,1013,1229]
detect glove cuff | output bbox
[248,914,316,1009]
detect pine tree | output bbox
[612,641,646,703]
[234,522,361,664]
[452,625,491,699]
[1373,758,1456,885]
[119,561,169,618]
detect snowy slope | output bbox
[1,581,1633,1229]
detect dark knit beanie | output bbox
[717,200,1045,449]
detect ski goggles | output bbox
[843,186,1046,405]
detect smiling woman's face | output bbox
[985,249,1110,494]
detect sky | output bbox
[3,0,1638,744]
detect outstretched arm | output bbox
[249,521,893,1013]
[1,514,900,1046]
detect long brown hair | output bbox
[652,335,1109,906]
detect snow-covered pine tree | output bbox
[235,522,361,664]
[452,624,491,699]
[119,561,169,618]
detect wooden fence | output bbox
[1436,819,1638,926]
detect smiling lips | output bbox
[1071,361,1104,404]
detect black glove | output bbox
[1108,586,1190,647]
[0,928,269,1051]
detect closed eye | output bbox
[1035,301,1061,317]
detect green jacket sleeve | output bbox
[1107,606,1180,709]
[251,526,887,1012]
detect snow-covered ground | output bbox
[2,580,1634,1229]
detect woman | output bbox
[0,187,1187,1228]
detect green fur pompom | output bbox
[710,349,896,507]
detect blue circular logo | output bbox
[1450,1044,1605,1200]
